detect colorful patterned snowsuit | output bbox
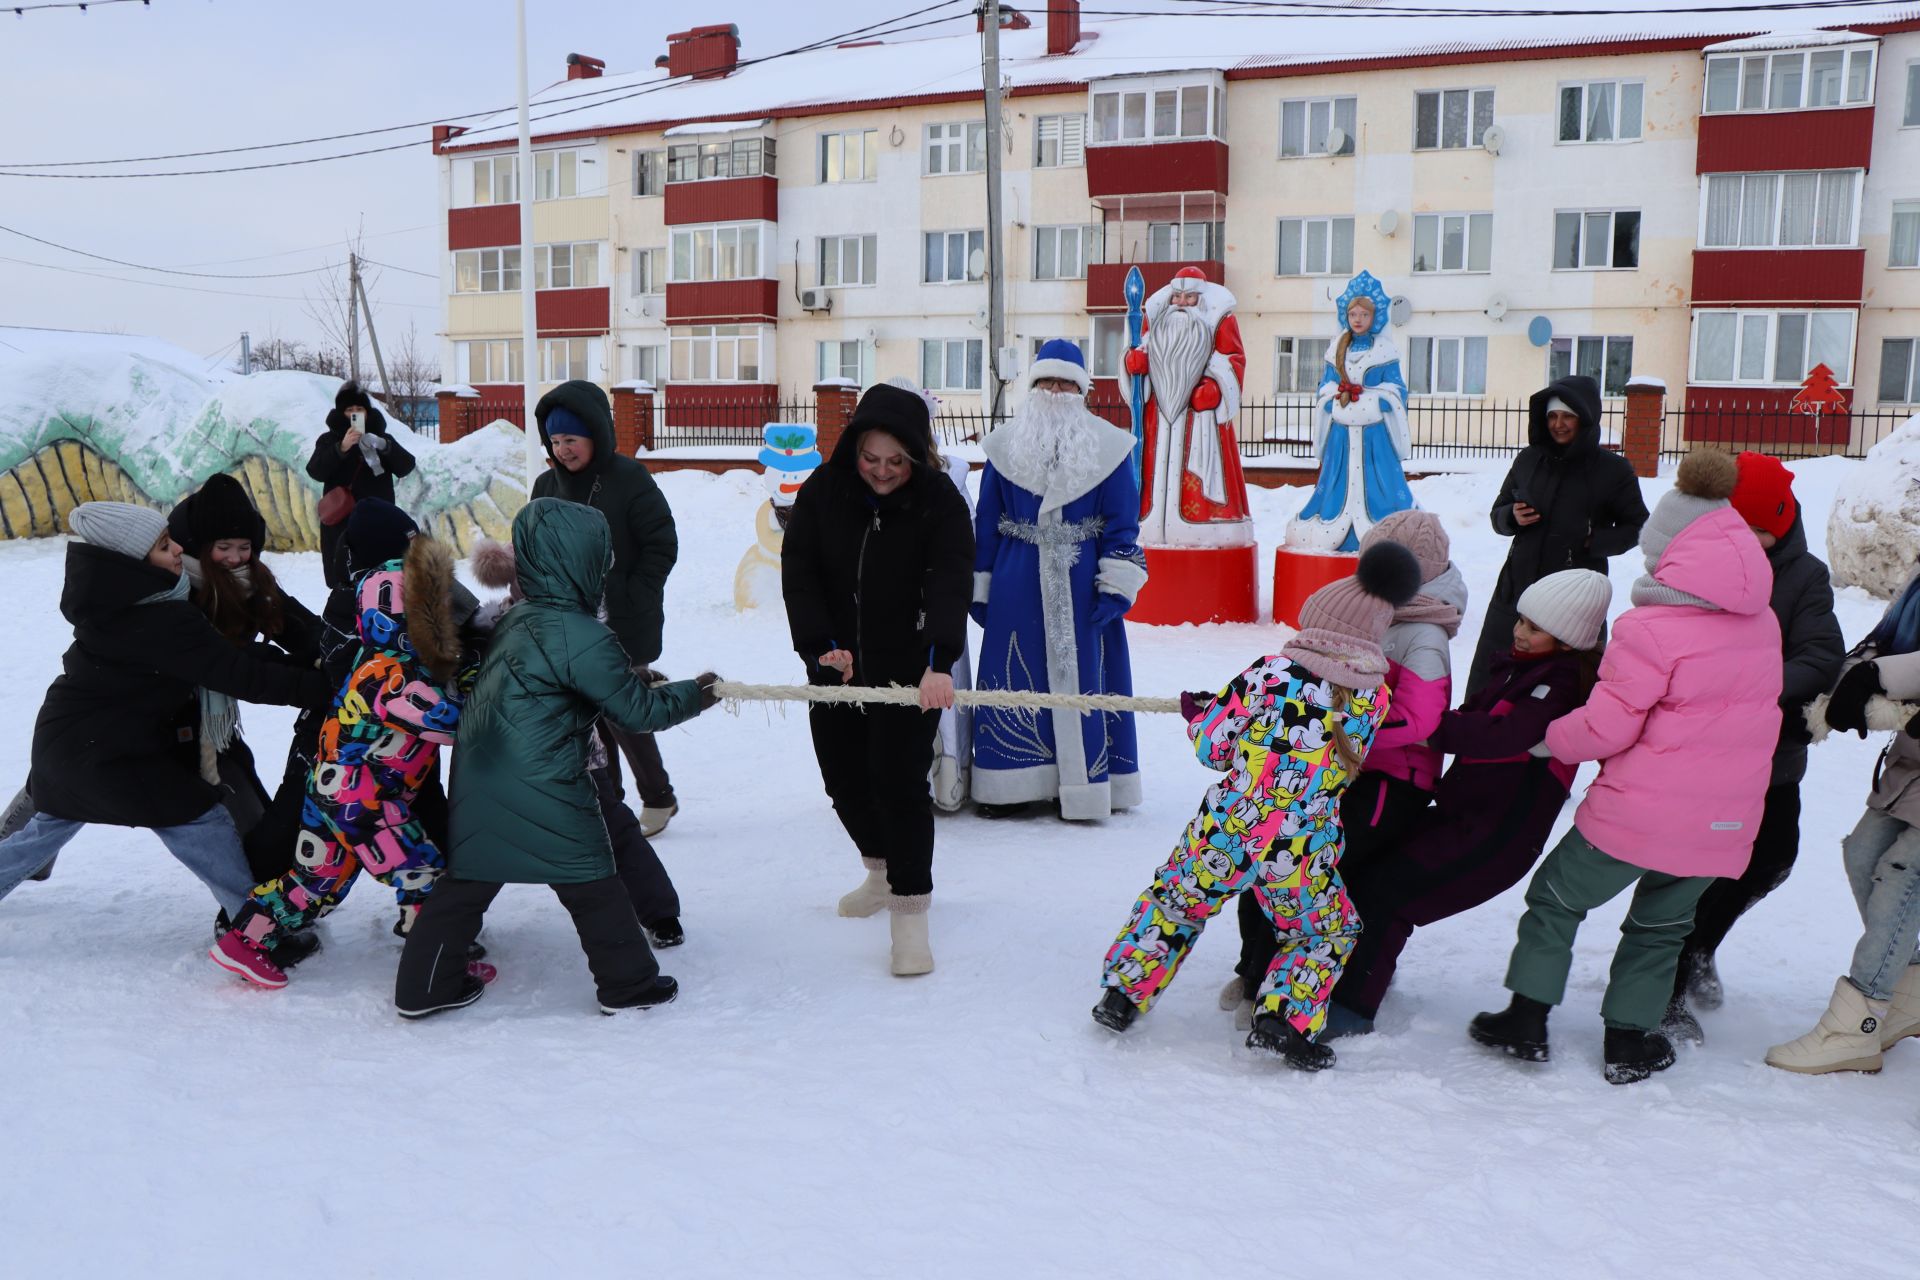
[1102,656,1389,1036]
[239,559,473,942]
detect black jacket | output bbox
[1764,509,1846,784]
[306,404,417,506]
[530,380,677,665]
[781,421,974,688]
[29,543,328,828]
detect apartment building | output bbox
[434,2,1920,449]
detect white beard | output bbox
[1005,389,1111,492]
[1146,304,1211,429]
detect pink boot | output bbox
[468,960,499,984]
[210,929,287,989]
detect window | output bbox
[1277,216,1355,276]
[669,325,764,382]
[1691,310,1855,384]
[1089,77,1222,144]
[819,130,879,183]
[1881,339,1920,402]
[539,337,596,383]
[1274,336,1332,394]
[1414,88,1494,150]
[1907,62,1920,126]
[629,344,665,385]
[1549,336,1635,397]
[1558,80,1644,143]
[533,242,599,290]
[1279,96,1357,158]
[924,121,987,175]
[666,136,775,182]
[818,234,877,287]
[533,149,588,200]
[466,155,517,206]
[924,229,986,283]
[669,223,766,283]
[1702,171,1859,248]
[630,247,665,296]
[1894,202,1920,267]
[1704,46,1875,113]
[458,339,523,384]
[1412,213,1493,273]
[920,338,984,391]
[633,150,665,197]
[1034,224,1099,280]
[1408,336,1489,395]
[817,340,867,383]
[1034,114,1087,167]
[1090,315,1128,378]
[1147,220,1223,262]
[1553,210,1641,269]
[453,247,522,294]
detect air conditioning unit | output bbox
[799,287,832,313]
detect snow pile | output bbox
[1827,412,1920,599]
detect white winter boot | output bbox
[836,859,890,918]
[1218,976,1255,1031]
[1765,977,1889,1075]
[889,895,934,976]
[1879,963,1920,1051]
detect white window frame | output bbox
[628,343,665,385]
[923,121,987,176]
[1088,74,1226,145]
[1034,113,1088,168]
[920,338,985,392]
[1274,336,1333,395]
[1892,200,1920,268]
[1549,335,1636,398]
[1879,337,1920,402]
[818,233,877,287]
[1033,224,1099,281]
[819,129,879,183]
[1689,309,1857,385]
[668,222,770,284]
[669,324,768,384]
[456,339,523,384]
[533,147,592,201]
[1699,170,1862,249]
[461,154,518,208]
[666,136,775,183]
[1553,209,1642,270]
[1557,80,1645,144]
[453,247,522,294]
[1906,60,1920,127]
[1090,315,1128,379]
[629,247,665,297]
[1277,216,1355,277]
[1413,88,1495,151]
[923,229,986,284]
[816,339,867,384]
[538,336,599,384]
[532,242,601,291]
[1408,336,1489,396]
[1703,44,1877,114]
[1412,212,1494,274]
[1278,95,1357,158]
[632,149,665,197]
[1147,220,1224,263]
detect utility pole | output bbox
[347,253,362,383]
[981,0,1008,421]
[239,330,251,376]
[515,0,542,486]
[354,270,394,421]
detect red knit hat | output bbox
[1730,451,1796,540]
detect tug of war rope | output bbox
[709,681,1183,716]
[1804,693,1920,743]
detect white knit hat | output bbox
[1515,569,1612,651]
[68,501,168,562]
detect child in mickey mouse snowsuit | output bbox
[1094,542,1421,1070]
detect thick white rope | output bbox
[710,680,1183,715]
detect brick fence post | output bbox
[434,390,461,443]
[1622,376,1665,479]
[813,380,860,461]
[608,380,656,454]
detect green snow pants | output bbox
[1503,828,1713,1032]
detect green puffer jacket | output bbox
[448,498,703,884]
[530,379,677,665]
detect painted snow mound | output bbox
[1827,412,1920,599]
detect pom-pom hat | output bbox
[1359,510,1449,583]
[1281,542,1423,689]
[1516,569,1612,651]
[1028,339,1090,393]
[1642,450,1739,572]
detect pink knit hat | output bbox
[1360,510,1449,583]
[1282,542,1423,689]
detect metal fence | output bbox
[652,396,815,449]
[1658,402,1910,460]
[471,397,526,432]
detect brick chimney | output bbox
[664,24,741,80]
[566,53,605,80]
[1048,0,1081,56]
[431,124,467,154]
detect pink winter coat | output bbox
[1544,505,1782,878]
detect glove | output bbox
[1179,691,1212,723]
[1905,710,1920,739]
[693,671,721,712]
[365,432,389,452]
[1123,347,1149,377]
[1826,662,1881,739]
[1190,377,1222,413]
[1089,591,1128,628]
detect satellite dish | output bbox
[970,306,990,331]
[1324,126,1349,156]
[1377,209,1400,238]
[1389,296,1411,327]
[863,325,878,342]
[1481,125,1506,156]
[1527,315,1554,347]
[967,247,987,279]
[1485,295,1509,322]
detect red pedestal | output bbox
[1131,544,1259,626]
[1272,547,1357,628]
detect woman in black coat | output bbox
[1465,375,1648,694]
[782,383,974,977]
[309,381,417,587]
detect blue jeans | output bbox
[1841,808,1920,1000]
[0,805,257,914]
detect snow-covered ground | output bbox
[3,461,1918,1278]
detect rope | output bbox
[710,680,1183,715]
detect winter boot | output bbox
[397,975,487,1020]
[1468,993,1551,1062]
[217,909,323,971]
[975,802,1031,820]
[601,975,678,1015]
[889,896,934,976]
[639,802,678,838]
[1218,976,1255,1032]
[468,959,498,984]
[391,911,486,961]
[1603,1028,1676,1085]
[647,917,686,949]
[1091,987,1139,1033]
[1879,963,1920,1051]
[1765,976,1888,1075]
[1321,1000,1376,1041]
[1246,1012,1337,1071]
[1659,996,1705,1047]
[1680,949,1725,1011]
[836,858,891,918]
[209,929,287,990]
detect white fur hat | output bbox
[1515,569,1612,651]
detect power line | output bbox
[0,220,337,278]
[9,0,149,12]
[1082,0,1920,16]
[359,258,438,280]
[0,253,441,307]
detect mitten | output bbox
[1180,691,1210,722]
[1123,347,1149,377]
[693,671,721,712]
[1190,377,1222,413]
[1089,592,1128,629]
[1826,662,1881,739]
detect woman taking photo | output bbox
[782,383,973,977]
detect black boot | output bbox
[1469,993,1552,1062]
[1660,996,1705,1047]
[1604,1027,1676,1085]
[397,974,486,1020]
[26,856,55,882]
[1246,1012,1336,1071]
[1680,950,1724,1011]
[647,917,686,949]
[975,802,1031,820]
[1091,988,1138,1033]
[601,975,678,1015]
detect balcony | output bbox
[1697,108,1873,174]
[1691,249,1863,306]
[1087,139,1228,200]
[1087,260,1224,312]
[1084,195,1226,311]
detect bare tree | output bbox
[302,232,382,379]
[239,328,348,378]
[380,323,441,433]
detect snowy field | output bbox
[3,461,1918,1278]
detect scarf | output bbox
[136,571,191,606]
[1868,573,1920,657]
[1630,574,1719,612]
[1393,593,1462,638]
[358,430,387,476]
[182,555,254,782]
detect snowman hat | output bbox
[1029,339,1090,393]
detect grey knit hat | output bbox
[69,501,169,562]
[1641,451,1738,572]
[1516,569,1612,651]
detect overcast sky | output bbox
[0,0,1018,362]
